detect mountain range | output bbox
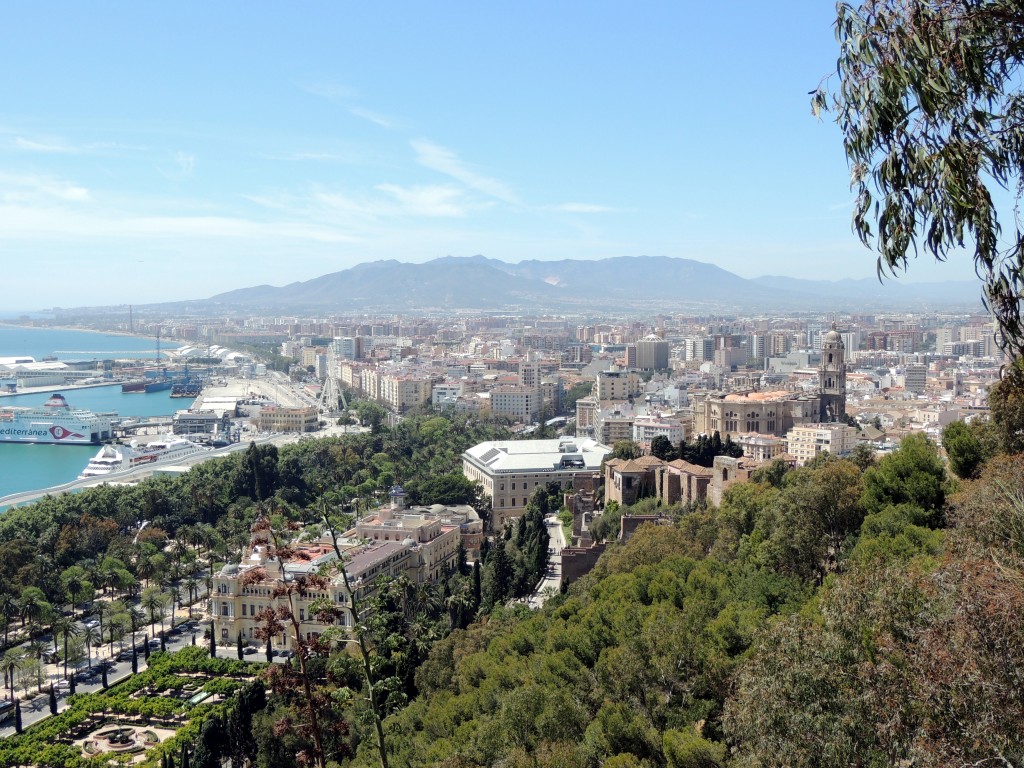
[182,255,981,314]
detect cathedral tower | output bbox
[819,323,846,422]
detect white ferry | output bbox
[79,436,209,478]
[0,393,114,445]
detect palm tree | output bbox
[83,624,103,670]
[93,601,112,644]
[3,648,28,701]
[135,552,157,589]
[169,585,182,629]
[26,640,47,693]
[64,576,92,620]
[106,600,127,652]
[17,587,47,633]
[127,605,145,634]
[140,588,164,637]
[183,578,198,619]
[0,593,17,646]
[52,617,81,680]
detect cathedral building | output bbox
[693,323,847,439]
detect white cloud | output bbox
[14,136,79,153]
[0,172,91,202]
[376,183,471,217]
[350,107,393,129]
[411,139,520,205]
[0,202,359,243]
[553,202,614,213]
[175,152,196,177]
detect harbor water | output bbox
[0,326,194,500]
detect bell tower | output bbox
[819,323,846,422]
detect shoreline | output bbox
[0,322,168,343]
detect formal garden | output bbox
[0,646,264,768]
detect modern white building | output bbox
[632,416,685,445]
[785,423,859,466]
[462,436,610,527]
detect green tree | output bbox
[942,420,986,479]
[650,435,677,461]
[988,358,1024,453]
[611,440,642,461]
[862,433,946,521]
[816,0,1024,355]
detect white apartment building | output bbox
[462,436,610,527]
[379,374,432,413]
[595,370,642,401]
[632,416,685,445]
[432,381,463,408]
[490,385,541,423]
[785,423,859,466]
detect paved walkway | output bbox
[527,516,567,608]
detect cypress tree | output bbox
[101,665,108,689]
[14,700,22,733]
[144,635,151,660]
[131,643,138,674]
[48,685,57,715]
[471,561,482,607]
[209,632,216,659]
[160,633,167,653]
[236,632,243,661]
[265,636,273,663]
[69,674,76,695]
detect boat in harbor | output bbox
[79,435,210,478]
[122,377,174,393]
[0,393,114,445]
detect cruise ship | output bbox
[0,394,114,445]
[79,436,210,478]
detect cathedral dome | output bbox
[823,323,843,345]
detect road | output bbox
[0,435,280,510]
[0,618,206,738]
[527,516,567,608]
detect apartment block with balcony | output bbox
[785,423,859,466]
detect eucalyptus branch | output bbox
[320,496,390,768]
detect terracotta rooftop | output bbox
[722,390,793,402]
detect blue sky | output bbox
[0,2,983,309]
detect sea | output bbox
[0,325,196,501]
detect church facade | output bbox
[694,324,847,439]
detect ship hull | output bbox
[0,393,114,444]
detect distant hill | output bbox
[182,255,982,313]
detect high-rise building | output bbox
[635,334,670,370]
[904,363,927,394]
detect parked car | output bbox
[243,646,257,655]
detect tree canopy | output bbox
[816,0,1024,355]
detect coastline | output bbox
[0,322,165,343]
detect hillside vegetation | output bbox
[351,435,1022,768]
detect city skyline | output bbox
[1,2,985,310]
